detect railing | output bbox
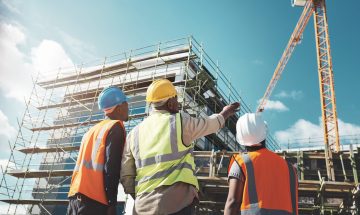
[280,134,360,151]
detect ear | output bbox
[114,105,120,114]
[167,99,176,111]
[167,99,175,110]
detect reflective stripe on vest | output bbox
[240,153,297,215]
[135,162,194,186]
[132,114,194,168]
[242,154,258,205]
[74,122,112,172]
[131,113,198,195]
[242,208,295,215]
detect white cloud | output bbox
[260,99,289,112]
[0,22,74,102]
[0,110,16,140]
[275,90,303,100]
[275,118,360,148]
[0,110,16,154]
[275,119,322,144]
[338,119,360,136]
[31,40,74,73]
[0,22,33,101]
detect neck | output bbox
[106,114,121,121]
[153,106,178,114]
[154,106,170,112]
[245,141,266,152]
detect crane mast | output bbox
[257,0,339,181]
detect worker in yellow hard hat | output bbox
[121,78,240,214]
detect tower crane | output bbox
[257,0,339,181]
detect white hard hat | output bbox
[236,113,267,146]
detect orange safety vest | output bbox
[68,119,125,205]
[229,148,298,215]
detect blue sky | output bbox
[0,0,360,157]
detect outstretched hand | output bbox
[220,102,240,120]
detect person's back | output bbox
[231,148,296,213]
[121,79,240,215]
[130,111,198,196]
[68,120,125,204]
[225,113,298,215]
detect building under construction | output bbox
[0,37,359,215]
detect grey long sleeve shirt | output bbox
[120,109,224,214]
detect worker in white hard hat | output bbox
[224,113,298,215]
[120,79,240,215]
[67,86,128,215]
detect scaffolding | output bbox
[0,37,280,214]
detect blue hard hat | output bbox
[98,86,128,110]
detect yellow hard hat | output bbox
[146,79,177,102]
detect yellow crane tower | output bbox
[257,0,339,181]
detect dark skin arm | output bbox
[224,177,244,215]
[104,123,125,215]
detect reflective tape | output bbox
[74,121,114,172]
[135,148,193,168]
[135,162,194,186]
[242,153,258,204]
[133,114,183,168]
[74,160,104,172]
[91,123,109,162]
[170,114,178,153]
[241,208,293,215]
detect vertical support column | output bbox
[297,150,305,180]
[152,42,161,80]
[209,150,216,177]
[350,144,358,184]
[352,186,360,215]
[339,152,348,181]
[318,176,325,215]
[324,141,335,181]
[181,37,192,112]
[122,50,132,90]
[320,190,325,215]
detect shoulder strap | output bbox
[228,152,245,174]
[228,155,236,174]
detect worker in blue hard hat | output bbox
[67,86,128,215]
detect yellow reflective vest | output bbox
[129,112,199,195]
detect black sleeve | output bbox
[104,123,125,206]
